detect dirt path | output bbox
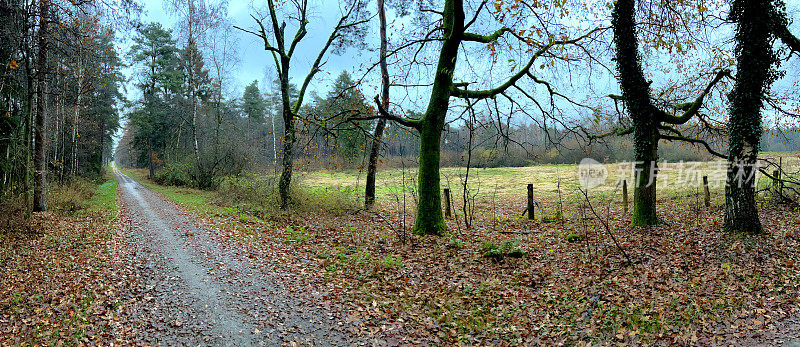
[114,169,350,345]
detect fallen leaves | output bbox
[7,171,799,345]
[0,182,138,345]
[181,189,800,344]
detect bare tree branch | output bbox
[658,69,731,124]
[451,27,607,99]
[358,95,422,129]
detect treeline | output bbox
[1,0,125,211]
[762,128,800,152]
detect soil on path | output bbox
[114,169,350,346]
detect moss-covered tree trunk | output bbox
[409,0,462,235]
[374,0,573,234]
[413,120,446,235]
[278,110,295,209]
[278,58,295,210]
[724,0,776,233]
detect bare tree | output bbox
[364,0,389,209]
[237,0,369,209]
[607,0,730,226]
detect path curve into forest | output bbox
[114,168,349,345]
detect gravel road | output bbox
[115,169,350,346]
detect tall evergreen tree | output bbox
[320,71,371,159]
[129,23,182,177]
[242,80,266,124]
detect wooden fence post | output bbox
[773,170,781,205]
[622,180,628,214]
[703,176,710,208]
[527,184,535,220]
[780,157,784,201]
[443,188,452,218]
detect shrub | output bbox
[214,173,360,214]
[464,148,531,168]
[214,173,276,211]
[333,246,371,270]
[479,241,502,258]
[480,239,525,260]
[290,184,360,213]
[0,195,28,233]
[566,234,585,243]
[446,234,464,249]
[284,225,315,244]
[153,163,194,187]
[49,178,96,214]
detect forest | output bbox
[2,0,800,344]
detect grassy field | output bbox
[123,152,800,231]
[298,152,799,220]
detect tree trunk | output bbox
[462,104,474,228]
[24,49,34,210]
[191,87,199,163]
[96,116,105,176]
[413,121,445,235]
[271,112,277,166]
[277,49,296,209]
[72,63,82,178]
[632,126,659,226]
[365,0,389,209]
[723,0,773,234]
[187,6,201,171]
[148,142,155,178]
[724,144,761,233]
[409,0,462,235]
[365,120,386,208]
[33,0,49,212]
[278,111,295,209]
